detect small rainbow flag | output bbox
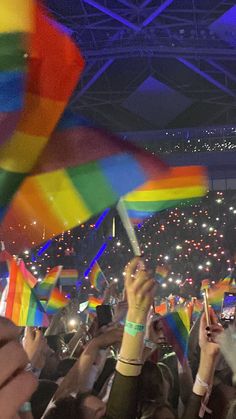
[155,301,168,316]
[89,262,106,293]
[59,269,78,286]
[161,307,190,365]
[3,259,48,327]
[1,109,167,254]
[45,287,69,315]
[208,284,230,312]
[0,2,84,218]
[35,265,62,301]
[155,266,168,284]
[88,296,103,313]
[124,166,208,224]
[192,299,203,322]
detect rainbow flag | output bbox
[3,259,48,326]
[35,265,62,301]
[0,2,84,218]
[59,269,78,286]
[18,259,37,288]
[88,296,103,313]
[155,266,169,284]
[161,307,190,364]
[192,299,203,322]
[45,287,69,315]
[208,284,230,312]
[124,166,208,224]
[0,0,32,150]
[0,277,7,297]
[1,110,167,254]
[155,301,168,316]
[89,262,106,293]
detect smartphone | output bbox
[203,289,211,327]
[221,292,236,322]
[96,305,112,328]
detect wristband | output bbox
[125,321,145,337]
[19,402,31,413]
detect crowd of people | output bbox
[1,224,236,419]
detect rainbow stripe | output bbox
[59,269,78,286]
[88,296,103,313]
[45,287,69,315]
[4,259,48,326]
[161,307,190,365]
[19,259,37,288]
[0,3,84,217]
[1,110,167,254]
[35,265,62,300]
[0,0,32,148]
[89,262,106,293]
[208,284,230,312]
[124,166,208,224]
[155,266,169,283]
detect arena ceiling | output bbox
[45,0,236,132]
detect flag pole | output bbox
[117,199,141,256]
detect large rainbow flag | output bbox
[34,265,62,301]
[161,307,190,365]
[2,258,48,326]
[0,2,84,218]
[0,110,168,254]
[123,166,208,224]
[0,0,32,150]
[89,262,107,293]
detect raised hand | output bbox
[0,317,37,418]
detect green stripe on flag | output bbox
[67,162,118,213]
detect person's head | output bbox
[31,379,58,419]
[44,392,106,419]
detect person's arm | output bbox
[105,257,157,419]
[182,309,223,419]
[0,317,37,419]
[53,324,123,400]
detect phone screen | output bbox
[221,293,236,322]
[96,305,112,328]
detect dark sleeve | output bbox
[181,392,202,419]
[104,372,139,419]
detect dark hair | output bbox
[31,380,58,419]
[43,393,90,419]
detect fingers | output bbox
[0,317,19,342]
[209,307,218,325]
[0,340,29,387]
[124,257,143,285]
[0,371,37,419]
